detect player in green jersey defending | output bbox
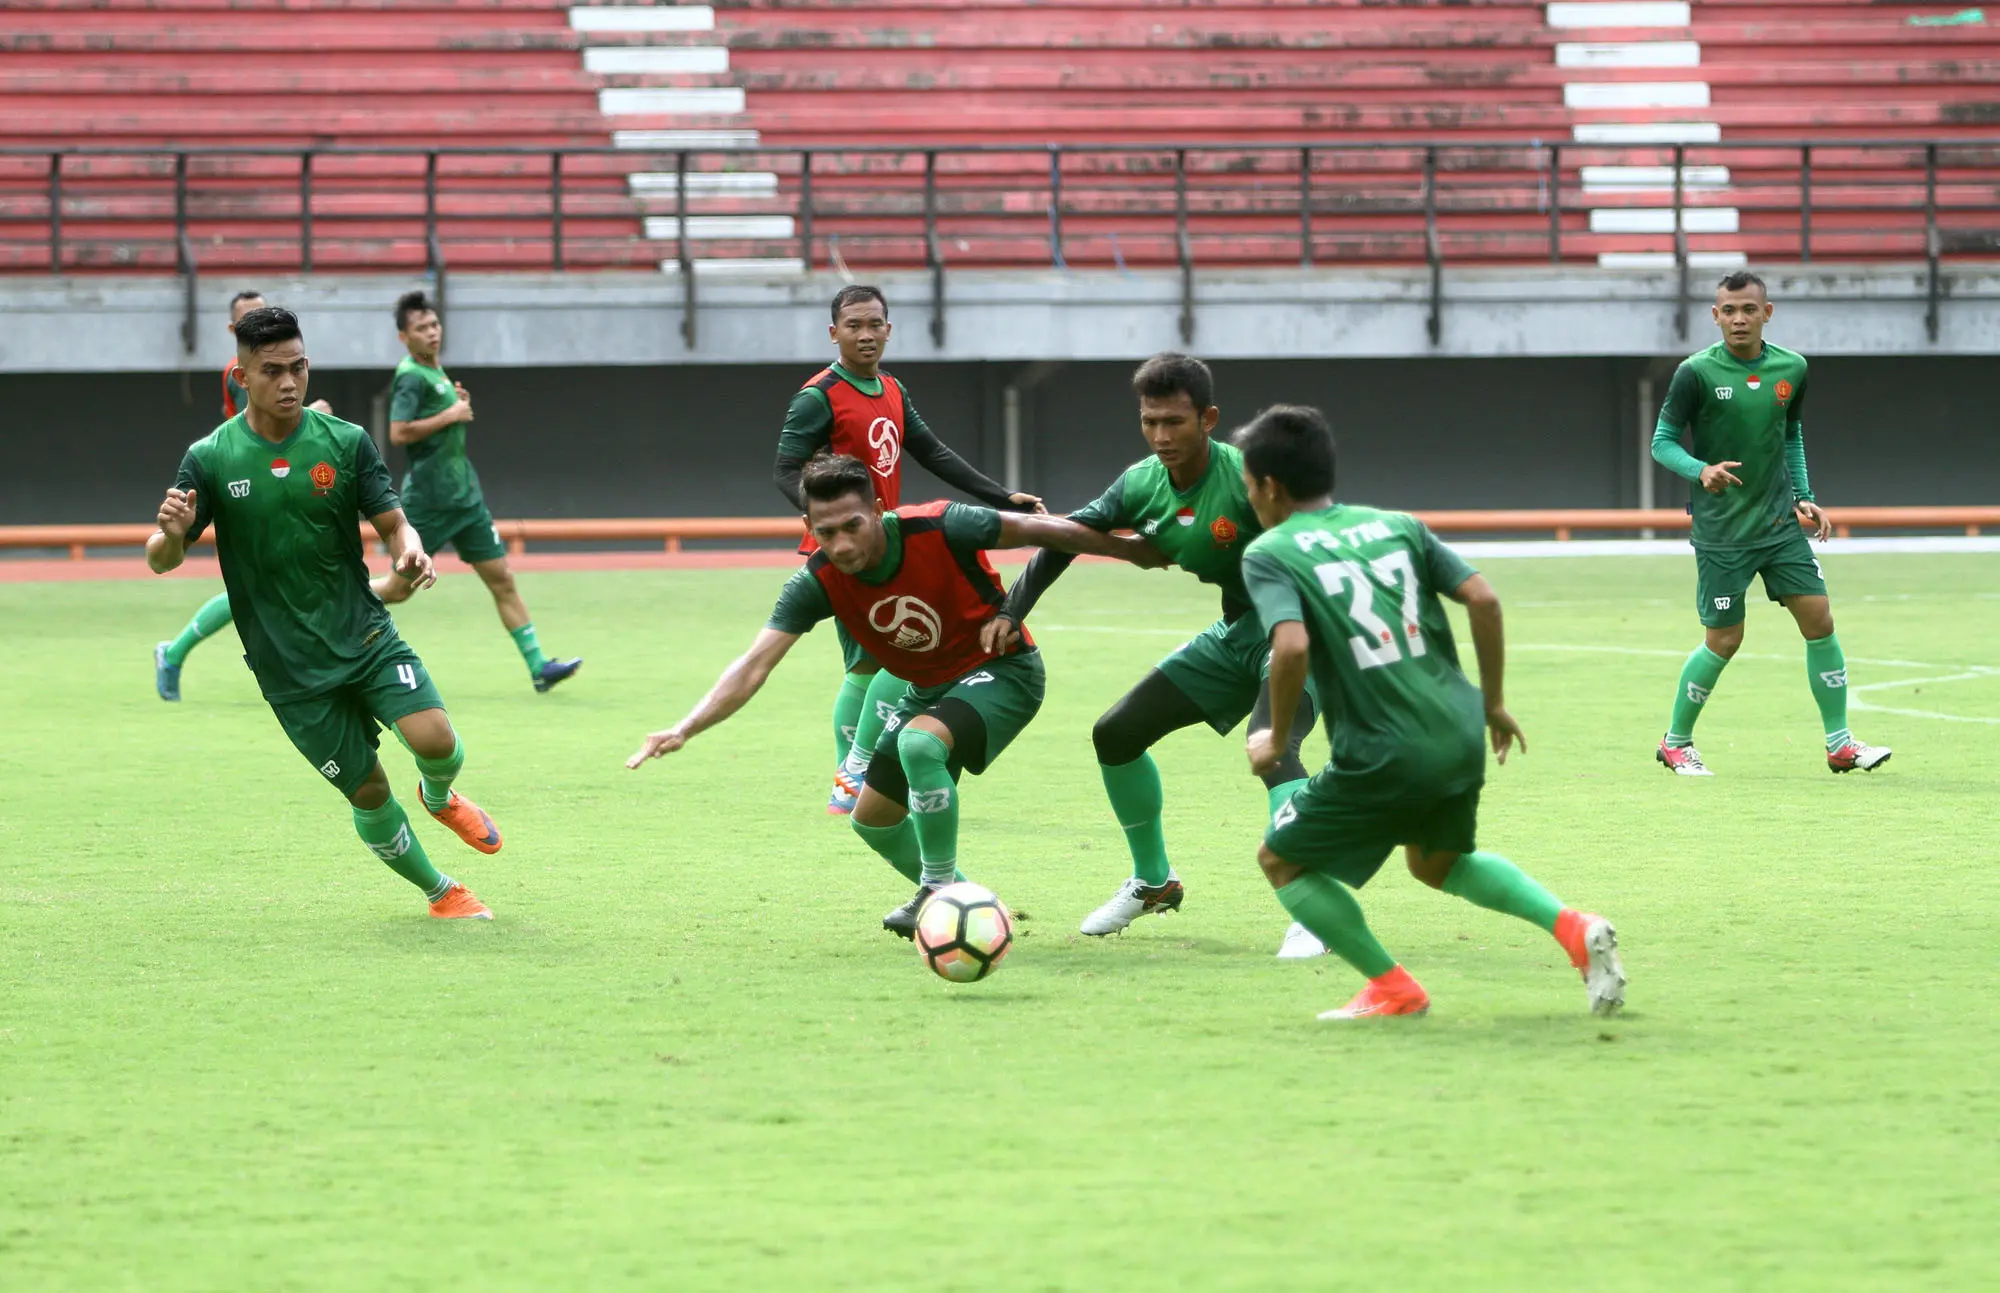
[1235,405,1625,1019]
[1651,271,1889,776]
[147,307,501,919]
[993,353,1326,957]
[370,290,582,694]
[154,289,330,700]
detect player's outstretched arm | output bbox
[1449,573,1526,764]
[1249,621,1310,777]
[901,394,1043,512]
[369,508,436,591]
[146,487,198,574]
[628,628,800,767]
[389,399,470,447]
[994,513,1168,567]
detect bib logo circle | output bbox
[869,594,941,652]
[868,417,902,479]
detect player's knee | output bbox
[481,567,517,598]
[1091,709,1146,767]
[1257,845,1301,890]
[851,787,903,829]
[1406,846,1455,890]
[348,764,390,811]
[1707,625,1744,658]
[896,721,951,771]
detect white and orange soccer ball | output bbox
[914,882,1015,982]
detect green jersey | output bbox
[1072,439,1262,620]
[173,409,403,702]
[1242,504,1484,795]
[391,355,481,521]
[1657,342,1811,549]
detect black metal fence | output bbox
[5,139,1998,348]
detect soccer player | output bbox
[994,353,1326,957]
[370,290,582,694]
[1234,405,1625,1020]
[153,289,331,700]
[773,285,1043,815]
[146,307,500,919]
[1651,271,1889,775]
[629,453,1163,936]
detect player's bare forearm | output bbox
[371,509,436,590]
[146,529,186,574]
[997,514,1163,566]
[389,410,457,446]
[1262,622,1311,751]
[1455,574,1507,711]
[678,630,799,740]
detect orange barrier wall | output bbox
[4,508,1997,560]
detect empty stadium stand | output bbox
[0,0,1995,277]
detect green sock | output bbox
[164,592,234,667]
[1275,872,1397,979]
[1666,643,1730,746]
[1805,633,1852,751]
[1099,754,1170,885]
[1441,851,1564,933]
[353,794,449,897]
[509,623,548,677]
[832,671,870,764]
[1266,777,1307,822]
[414,736,464,814]
[852,818,923,884]
[843,671,909,779]
[899,727,961,887]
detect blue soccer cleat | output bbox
[827,767,861,816]
[154,641,182,702]
[533,657,583,693]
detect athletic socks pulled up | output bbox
[415,736,465,814]
[164,592,234,668]
[1441,851,1564,932]
[1805,632,1853,752]
[510,624,549,678]
[353,795,448,897]
[1665,643,1730,747]
[1099,754,1170,886]
[898,726,960,887]
[842,671,908,781]
[832,670,870,765]
[1275,872,1397,980]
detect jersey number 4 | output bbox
[396,663,421,690]
[1312,551,1428,671]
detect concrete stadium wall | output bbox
[2,355,1994,527]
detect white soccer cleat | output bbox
[1078,875,1185,936]
[1276,922,1327,959]
[1827,739,1891,773]
[1580,916,1627,1017]
[1656,738,1713,776]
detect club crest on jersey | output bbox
[310,461,337,495]
[1746,374,1762,391]
[1175,507,1196,527]
[868,594,942,652]
[1210,516,1238,545]
[867,417,902,478]
[270,458,291,478]
[1775,379,1794,404]
[227,479,252,498]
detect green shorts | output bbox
[875,650,1046,778]
[1695,528,1827,628]
[1158,614,1319,735]
[410,503,507,566]
[267,640,446,798]
[1265,770,1481,889]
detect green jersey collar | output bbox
[831,361,885,397]
[1168,439,1219,496]
[233,408,307,453]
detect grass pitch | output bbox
[3,552,1996,1291]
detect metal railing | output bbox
[4,139,1999,349]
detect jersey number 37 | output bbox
[1312,551,1428,671]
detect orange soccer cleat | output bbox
[428,882,493,920]
[1318,967,1431,1021]
[422,785,503,855]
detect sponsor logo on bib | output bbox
[868,594,942,652]
[867,417,902,478]
[270,458,291,478]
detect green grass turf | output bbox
[3,553,1997,1291]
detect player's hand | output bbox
[1119,536,1172,569]
[394,547,436,591]
[1008,492,1047,515]
[1486,705,1527,765]
[157,488,197,539]
[1246,728,1283,777]
[308,399,333,414]
[979,613,1022,655]
[451,396,474,424]
[626,727,688,767]
[1795,500,1833,541]
[1699,460,1743,494]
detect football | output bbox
[914,882,1015,982]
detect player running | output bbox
[1234,405,1625,1020]
[146,307,500,919]
[630,453,1162,936]
[154,289,330,700]
[994,353,1326,958]
[370,290,581,694]
[1651,271,1889,776]
[774,285,1043,815]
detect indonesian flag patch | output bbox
[270,458,291,478]
[1746,375,1762,391]
[1175,506,1196,527]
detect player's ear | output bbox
[1201,406,1220,434]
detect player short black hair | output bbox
[831,284,888,323]
[1131,351,1215,413]
[233,306,303,354]
[229,289,266,310]
[799,453,876,510]
[1718,270,1767,296]
[395,289,438,332]
[1233,405,1336,500]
